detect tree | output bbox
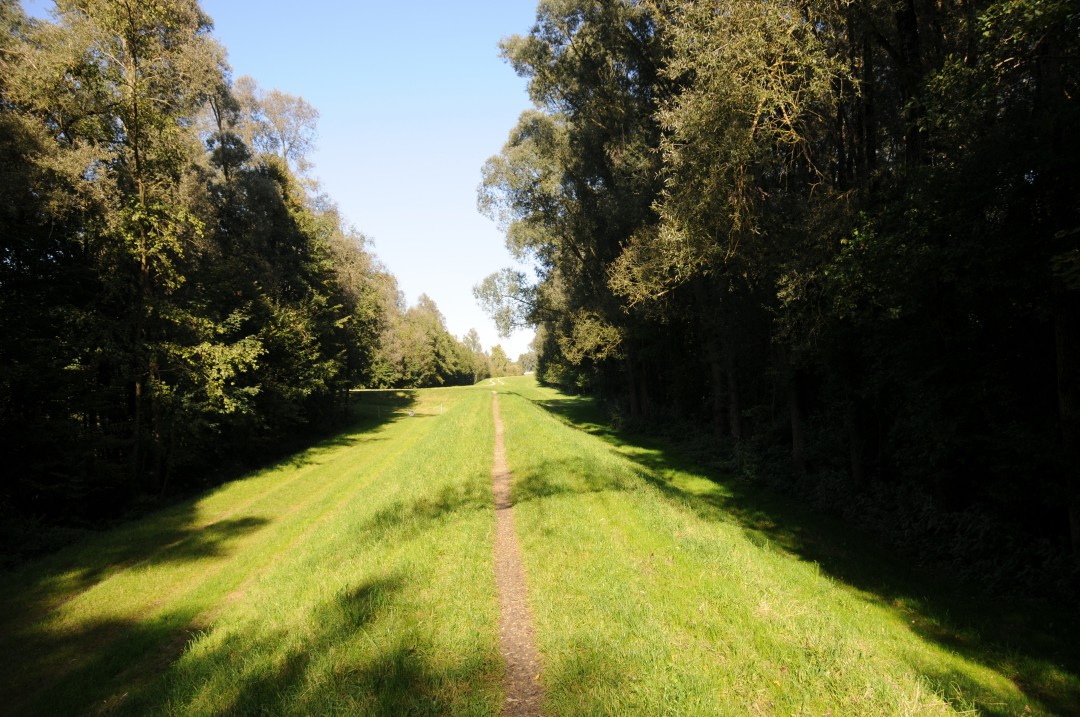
[232,76,318,174]
[0,1,395,535]
[463,328,491,384]
[480,0,1080,592]
[17,0,227,494]
[479,0,668,407]
[518,350,537,374]
[490,345,511,378]
[371,294,475,389]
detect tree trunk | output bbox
[692,278,728,437]
[859,33,877,189]
[895,0,925,166]
[638,362,652,420]
[706,336,726,436]
[789,370,807,477]
[626,355,641,418]
[1056,293,1080,557]
[844,394,866,487]
[151,358,164,493]
[725,328,742,441]
[131,373,143,492]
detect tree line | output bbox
[0,0,514,553]
[479,0,1079,595]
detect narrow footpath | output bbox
[491,392,545,717]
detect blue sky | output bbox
[22,0,539,358]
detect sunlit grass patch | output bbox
[5,376,1075,715]
[0,387,503,716]
[497,375,1074,716]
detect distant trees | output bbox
[517,347,537,374]
[462,328,492,384]
[480,0,1080,593]
[489,345,511,377]
[368,291,478,389]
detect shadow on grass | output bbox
[158,572,499,717]
[282,390,422,460]
[7,571,500,716]
[0,391,422,690]
[0,513,272,714]
[512,455,634,505]
[514,390,1080,716]
[0,392,421,621]
[0,513,272,639]
[1,464,499,714]
[0,389,502,715]
[0,612,201,716]
[362,476,493,544]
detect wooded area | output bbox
[3,0,1078,599]
[478,0,1079,596]
[0,0,526,553]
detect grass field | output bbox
[0,387,502,715]
[496,376,1080,716]
[1,376,1078,715]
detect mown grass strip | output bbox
[497,375,1075,716]
[0,386,504,716]
[0,390,418,629]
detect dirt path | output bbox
[491,393,545,717]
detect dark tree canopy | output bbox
[479,0,1080,596]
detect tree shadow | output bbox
[1,478,502,715]
[512,456,634,504]
[149,572,499,717]
[0,397,438,682]
[0,396,418,650]
[283,389,421,458]
[5,570,501,716]
[348,389,422,423]
[516,390,1080,715]
[361,477,492,544]
[0,512,273,714]
[0,512,271,637]
[1,610,204,716]
[0,391,502,715]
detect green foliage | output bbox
[480,0,1080,591]
[479,0,667,402]
[0,2,400,533]
[369,293,477,389]
[473,268,534,337]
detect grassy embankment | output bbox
[0,386,502,716]
[2,375,1077,715]
[496,375,1080,716]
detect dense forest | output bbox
[0,0,526,555]
[479,0,1079,596]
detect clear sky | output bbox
[22,0,540,359]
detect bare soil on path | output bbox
[491,393,545,717]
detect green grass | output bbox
[3,376,1077,715]
[496,375,1080,716]
[0,386,503,716]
